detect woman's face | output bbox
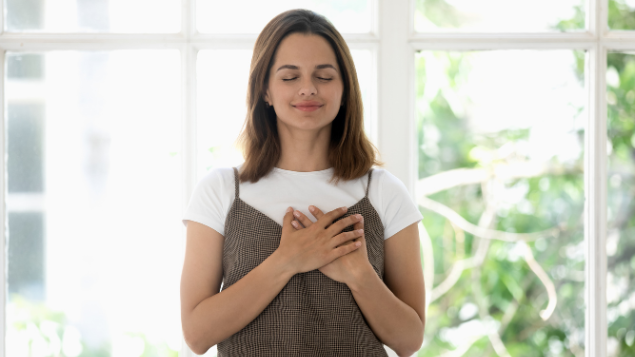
[264,33,344,133]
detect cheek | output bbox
[330,87,345,107]
[271,85,294,103]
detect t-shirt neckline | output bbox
[272,166,334,176]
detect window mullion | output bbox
[0,48,6,357]
[0,0,4,35]
[588,0,599,36]
[585,42,608,357]
[378,0,415,195]
[181,1,197,356]
[179,43,198,357]
[184,0,196,39]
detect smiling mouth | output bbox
[293,101,323,112]
[294,104,322,112]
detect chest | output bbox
[221,197,385,288]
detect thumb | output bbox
[282,207,295,234]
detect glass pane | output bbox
[415,50,586,356]
[5,50,183,357]
[197,48,374,181]
[609,0,635,30]
[197,50,252,180]
[415,0,586,32]
[197,0,371,34]
[4,0,180,33]
[606,51,635,357]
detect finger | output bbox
[353,215,364,231]
[333,229,364,247]
[327,214,363,236]
[293,210,314,228]
[330,239,362,260]
[282,207,296,233]
[317,206,348,228]
[308,205,325,220]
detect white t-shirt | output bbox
[182,164,423,240]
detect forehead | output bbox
[272,33,339,69]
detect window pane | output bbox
[197,50,252,180]
[416,50,586,356]
[4,0,180,33]
[197,0,372,34]
[609,0,635,30]
[5,50,183,357]
[414,0,585,32]
[196,48,374,181]
[606,51,635,357]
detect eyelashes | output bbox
[282,77,333,82]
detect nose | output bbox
[298,77,317,96]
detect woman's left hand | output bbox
[291,205,375,285]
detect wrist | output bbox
[346,263,377,293]
[268,250,298,280]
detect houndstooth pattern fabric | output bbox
[217,167,388,357]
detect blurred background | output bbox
[3,0,635,356]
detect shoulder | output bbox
[189,166,240,205]
[367,167,422,239]
[182,166,239,232]
[369,167,407,192]
[195,166,237,190]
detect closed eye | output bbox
[282,77,333,82]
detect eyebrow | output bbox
[276,64,337,72]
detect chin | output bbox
[278,118,333,132]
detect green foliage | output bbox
[414,2,635,356]
[609,0,635,29]
[8,295,109,357]
[8,295,179,357]
[604,5,635,357]
[415,0,465,28]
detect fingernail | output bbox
[356,214,362,220]
[286,207,293,213]
[357,229,364,234]
[340,206,347,212]
[294,211,301,218]
[309,205,315,212]
[292,221,299,229]
[355,242,361,247]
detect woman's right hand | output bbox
[275,206,364,274]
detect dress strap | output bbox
[365,169,373,198]
[232,167,240,199]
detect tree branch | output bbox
[418,196,565,242]
[520,241,558,321]
[416,161,583,197]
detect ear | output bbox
[263,87,271,106]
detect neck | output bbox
[276,121,332,172]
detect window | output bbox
[1,1,632,357]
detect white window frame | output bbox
[0,0,632,356]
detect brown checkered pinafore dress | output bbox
[217,167,389,356]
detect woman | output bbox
[181,9,425,357]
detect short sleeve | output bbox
[181,167,235,236]
[377,170,423,240]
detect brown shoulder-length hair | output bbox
[236,9,382,183]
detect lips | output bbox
[293,101,323,112]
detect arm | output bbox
[347,222,426,357]
[180,221,295,355]
[180,208,364,355]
